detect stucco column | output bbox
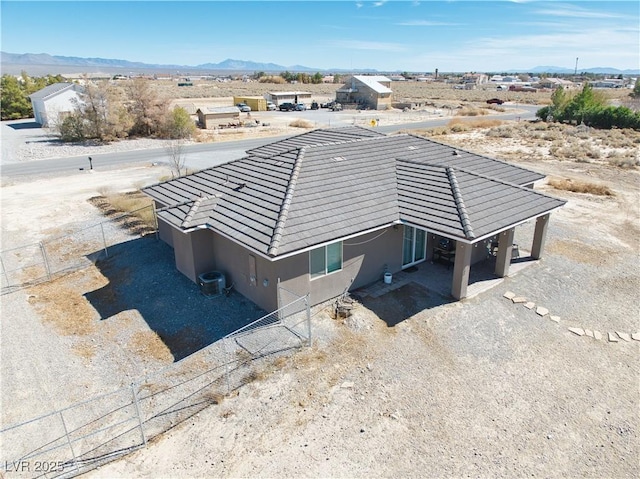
[494,228,515,278]
[451,241,472,300]
[531,215,550,260]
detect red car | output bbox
[486,98,504,105]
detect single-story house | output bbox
[264,91,312,106]
[535,78,575,90]
[29,82,83,127]
[336,75,393,110]
[196,107,241,129]
[143,127,565,312]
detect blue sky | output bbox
[1,1,638,72]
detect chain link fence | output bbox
[1,290,310,479]
[0,205,157,293]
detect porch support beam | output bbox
[451,241,472,300]
[495,228,515,278]
[531,214,550,260]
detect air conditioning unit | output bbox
[197,271,226,296]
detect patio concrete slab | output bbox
[550,315,561,323]
[503,291,516,299]
[355,254,537,303]
[569,327,585,336]
[608,332,619,342]
[524,302,535,310]
[594,331,603,340]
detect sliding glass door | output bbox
[402,225,426,267]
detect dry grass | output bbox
[456,107,489,117]
[289,119,314,129]
[547,177,614,196]
[72,341,98,360]
[130,330,173,362]
[410,117,503,136]
[27,269,107,336]
[89,191,156,234]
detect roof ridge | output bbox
[265,134,391,158]
[446,167,476,239]
[181,194,219,228]
[268,147,305,256]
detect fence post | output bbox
[0,252,11,288]
[131,382,146,446]
[152,205,159,241]
[305,294,312,347]
[39,242,52,281]
[223,338,231,395]
[100,223,109,258]
[59,410,80,474]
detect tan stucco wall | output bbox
[171,228,216,282]
[210,227,404,311]
[279,227,404,307]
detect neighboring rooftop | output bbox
[28,82,79,100]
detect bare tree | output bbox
[165,139,186,178]
[126,78,168,137]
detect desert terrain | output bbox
[1,81,638,478]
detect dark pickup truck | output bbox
[279,102,296,111]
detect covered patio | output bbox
[357,215,550,302]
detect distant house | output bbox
[196,107,241,129]
[29,82,83,127]
[335,75,393,110]
[265,91,312,106]
[536,78,575,89]
[462,73,488,85]
[143,127,565,312]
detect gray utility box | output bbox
[198,271,226,296]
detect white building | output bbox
[29,83,83,127]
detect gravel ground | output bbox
[1,119,179,165]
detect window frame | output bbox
[309,241,343,280]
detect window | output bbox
[310,241,343,279]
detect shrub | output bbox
[548,178,613,196]
[58,113,87,142]
[289,119,313,129]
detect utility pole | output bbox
[574,57,579,76]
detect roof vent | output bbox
[408,146,418,150]
[234,183,246,191]
[452,150,460,156]
[332,156,346,162]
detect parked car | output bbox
[266,102,277,111]
[486,98,504,105]
[310,101,319,110]
[295,103,307,111]
[236,103,251,112]
[331,102,343,111]
[279,102,296,111]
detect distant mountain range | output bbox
[1,51,638,75]
[0,52,365,74]
[515,65,639,75]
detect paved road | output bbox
[1,105,538,178]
